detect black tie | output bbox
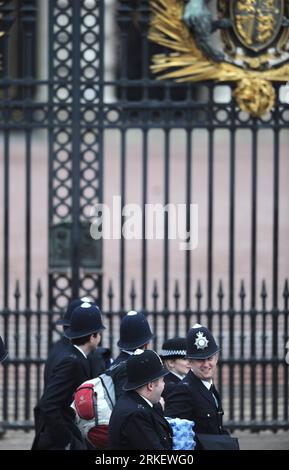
[210,384,219,408]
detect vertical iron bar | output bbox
[48,0,54,311]
[228,311,235,423]
[108,281,114,355]
[142,129,148,309]
[239,281,246,421]
[272,128,279,309]
[21,0,37,424]
[1,1,14,309]
[250,125,258,422]
[36,280,43,403]
[196,280,202,325]
[251,126,258,306]
[185,129,192,310]
[21,0,35,309]
[117,1,129,311]
[272,126,280,423]
[140,0,150,99]
[120,130,126,310]
[261,280,267,422]
[228,98,236,425]
[229,121,236,311]
[14,281,20,421]
[217,281,223,401]
[71,1,81,298]
[25,129,32,308]
[283,280,288,422]
[152,281,158,350]
[3,309,9,422]
[3,131,10,308]
[207,125,214,310]
[164,129,170,311]
[97,0,105,308]
[174,281,180,336]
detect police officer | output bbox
[107,310,154,400]
[108,350,172,450]
[43,297,90,387]
[0,336,8,363]
[44,297,110,386]
[160,337,191,400]
[165,324,229,437]
[32,303,105,450]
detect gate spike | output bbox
[239,280,246,299]
[107,280,114,312]
[195,280,202,311]
[174,280,180,312]
[239,280,246,310]
[152,280,159,299]
[260,280,267,311]
[196,280,202,299]
[14,280,20,300]
[36,279,43,299]
[14,280,21,311]
[130,280,136,299]
[217,280,224,311]
[283,280,289,311]
[108,280,114,299]
[260,280,267,299]
[36,279,43,310]
[283,279,289,298]
[130,280,136,309]
[174,280,180,299]
[217,280,224,299]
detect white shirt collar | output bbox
[73,344,87,359]
[201,379,213,390]
[139,394,153,408]
[170,371,186,380]
[121,349,134,356]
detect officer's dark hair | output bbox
[72,332,99,346]
[125,343,147,352]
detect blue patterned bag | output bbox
[165,417,196,450]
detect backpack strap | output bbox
[92,391,98,426]
[99,375,114,409]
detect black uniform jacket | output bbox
[108,391,172,450]
[32,343,91,450]
[106,351,130,400]
[162,371,181,401]
[44,337,108,387]
[164,370,228,435]
[43,337,71,389]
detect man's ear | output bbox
[146,382,154,392]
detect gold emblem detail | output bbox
[149,0,289,116]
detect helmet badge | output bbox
[194,331,209,350]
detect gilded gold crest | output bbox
[149,0,289,116]
[232,0,284,51]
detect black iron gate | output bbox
[0,0,288,432]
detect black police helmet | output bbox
[117,310,154,350]
[63,302,105,339]
[186,324,220,360]
[124,350,169,391]
[160,337,187,360]
[56,296,93,327]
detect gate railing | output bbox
[0,278,288,431]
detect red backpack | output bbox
[72,374,115,449]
